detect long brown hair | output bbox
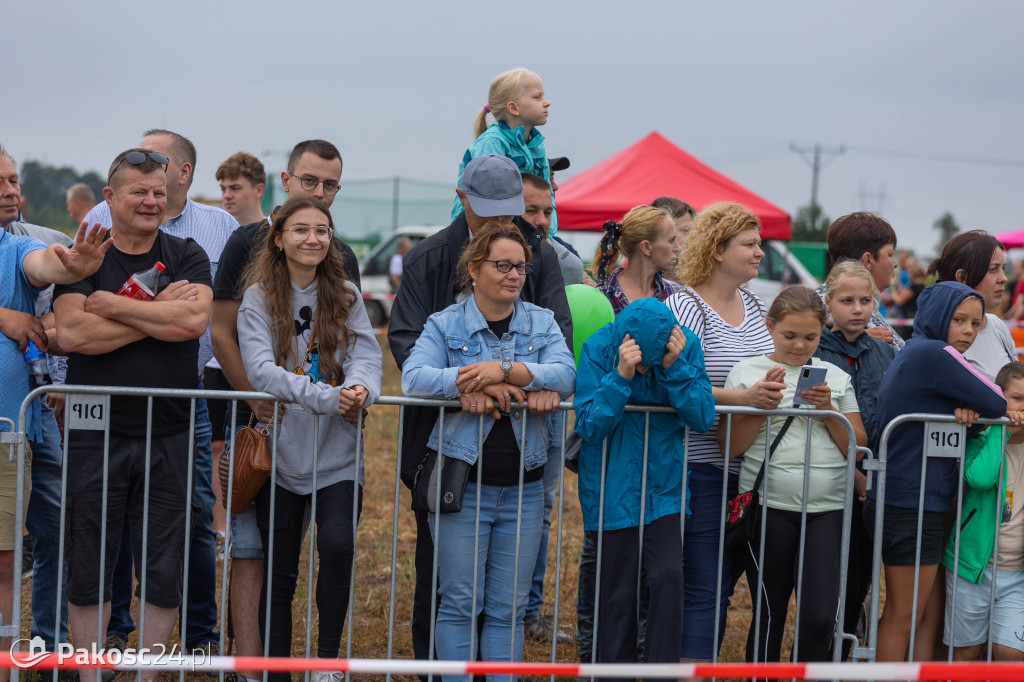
[241,195,355,381]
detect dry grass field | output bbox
[19,335,831,682]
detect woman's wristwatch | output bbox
[501,359,513,383]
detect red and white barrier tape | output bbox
[5,653,1024,681]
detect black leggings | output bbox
[256,479,362,680]
[744,507,842,663]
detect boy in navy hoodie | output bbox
[868,281,1008,662]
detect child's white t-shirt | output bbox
[725,355,859,513]
[996,441,1024,570]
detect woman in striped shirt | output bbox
[665,202,785,662]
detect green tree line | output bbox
[20,160,105,232]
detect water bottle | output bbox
[116,261,165,300]
[23,340,52,390]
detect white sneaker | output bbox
[311,670,344,682]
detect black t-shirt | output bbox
[54,232,212,436]
[468,313,544,487]
[901,282,926,319]
[212,217,361,425]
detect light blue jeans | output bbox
[429,480,544,682]
[27,401,68,649]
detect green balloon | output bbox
[565,284,615,365]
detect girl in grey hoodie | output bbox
[237,196,382,682]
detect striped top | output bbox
[665,287,773,471]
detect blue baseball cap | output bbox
[459,154,524,217]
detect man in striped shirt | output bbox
[83,129,237,659]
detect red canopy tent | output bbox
[995,229,1024,249]
[555,131,792,240]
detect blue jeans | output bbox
[680,463,738,660]
[526,451,560,619]
[26,401,68,649]
[429,481,544,682]
[107,393,219,647]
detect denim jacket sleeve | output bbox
[519,313,576,397]
[400,315,461,399]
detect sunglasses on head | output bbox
[108,150,169,184]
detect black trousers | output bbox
[256,480,362,682]
[745,507,842,664]
[595,515,684,681]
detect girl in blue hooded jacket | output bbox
[868,280,1008,662]
[452,68,557,235]
[574,297,715,673]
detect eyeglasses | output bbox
[485,259,533,275]
[288,173,340,196]
[283,224,334,240]
[108,151,169,184]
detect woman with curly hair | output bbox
[664,202,785,662]
[237,195,383,681]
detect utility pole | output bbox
[790,142,846,213]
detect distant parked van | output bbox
[359,225,444,326]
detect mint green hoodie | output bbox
[451,121,556,236]
[942,425,1020,583]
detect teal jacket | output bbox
[942,425,1017,584]
[574,298,715,532]
[452,121,557,236]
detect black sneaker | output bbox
[21,535,36,579]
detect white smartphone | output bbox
[793,364,828,406]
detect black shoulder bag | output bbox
[723,415,794,555]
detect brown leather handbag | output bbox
[218,414,273,514]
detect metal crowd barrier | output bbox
[865,413,1016,665]
[10,386,1010,680]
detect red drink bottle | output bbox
[116,261,165,300]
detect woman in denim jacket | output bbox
[402,222,575,681]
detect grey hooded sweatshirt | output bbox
[237,280,383,495]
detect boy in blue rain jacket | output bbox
[574,297,714,675]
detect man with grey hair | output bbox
[66,183,96,224]
[0,144,78,667]
[84,129,236,657]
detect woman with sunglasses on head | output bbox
[402,221,576,681]
[236,195,382,682]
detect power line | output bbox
[847,146,1024,167]
[790,142,845,211]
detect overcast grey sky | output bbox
[6,0,1023,255]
